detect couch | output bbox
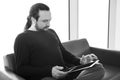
[3,38,120,80]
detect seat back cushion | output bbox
[62,38,91,57]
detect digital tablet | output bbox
[62,60,99,73]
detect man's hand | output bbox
[80,54,98,64]
[90,53,98,61]
[52,66,68,79]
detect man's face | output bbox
[35,10,51,30]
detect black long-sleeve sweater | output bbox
[14,29,80,80]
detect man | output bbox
[14,3,105,80]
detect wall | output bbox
[108,0,117,49]
[115,0,120,50]
[69,0,79,40]
[0,0,68,70]
[109,0,120,50]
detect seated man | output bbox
[14,3,105,80]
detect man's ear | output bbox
[31,17,36,25]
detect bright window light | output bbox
[78,0,109,48]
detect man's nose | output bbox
[46,22,50,26]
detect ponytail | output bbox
[24,16,32,31]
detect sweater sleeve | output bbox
[49,29,81,66]
[14,33,52,78]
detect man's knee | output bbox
[85,63,105,74]
[76,63,105,80]
[41,77,57,80]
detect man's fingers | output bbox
[52,66,68,79]
[56,66,64,70]
[90,54,98,60]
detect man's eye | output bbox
[43,20,48,22]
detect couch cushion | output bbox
[0,71,12,80]
[110,74,120,80]
[102,65,120,80]
[62,38,91,57]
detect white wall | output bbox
[109,0,117,49]
[0,0,68,71]
[109,0,120,50]
[69,0,79,40]
[115,0,120,50]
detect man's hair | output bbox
[24,3,50,31]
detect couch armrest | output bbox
[5,71,25,80]
[90,47,120,67]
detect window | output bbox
[78,0,109,48]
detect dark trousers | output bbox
[41,63,105,80]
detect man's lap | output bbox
[41,77,56,80]
[41,63,105,80]
[75,63,105,80]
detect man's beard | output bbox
[35,25,40,31]
[35,25,49,31]
[43,26,49,30]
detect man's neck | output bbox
[28,25,37,31]
[28,27,49,32]
[28,25,49,31]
